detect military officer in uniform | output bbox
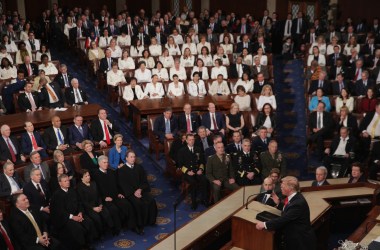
[260,140,287,178]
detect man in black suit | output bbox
[229,56,250,79]
[236,17,251,35]
[201,102,226,137]
[89,19,101,38]
[361,38,377,57]
[252,126,271,154]
[99,49,114,74]
[323,127,356,177]
[107,18,120,36]
[177,103,199,134]
[342,26,356,44]
[0,162,24,199]
[194,126,213,153]
[311,166,330,186]
[43,116,73,154]
[120,16,137,37]
[153,107,178,143]
[366,48,380,69]
[23,168,51,222]
[253,73,272,94]
[50,174,98,249]
[18,55,39,77]
[68,115,90,149]
[329,59,347,81]
[226,131,243,155]
[256,176,316,250]
[90,108,119,148]
[359,103,380,160]
[190,18,204,34]
[308,71,331,95]
[65,78,88,106]
[251,59,270,80]
[54,64,74,89]
[369,141,380,180]
[152,26,167,45]
[327,46,346,67]
[205,27,218,43]
[332,74,350,96]
[38,80,65,109]
[69,19,87,45]
[355,70,374,96]
[256,177,277,207]
[18,82,42,112]
[207,16,221,33]
[0,124,26,165]
[252,36,271,54]
[291,11,308,51]
[235,34,252,54]
[177,134,208,209]
[21,122,48,158]
[308,102,334,158]
[133,26,150,46]
[10,193,63,250]
[0,208,15,250]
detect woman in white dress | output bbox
[191,58,209,80]
[213,46,230,66]
[0,46,13,64]
[2,35,18,53]
[234,85,251,111]
[151,61,168,81]
[98,29,112,48]
[149,37,162,56]
[326,36,341,56]
[36,44,52,62]
[88,41,105,72]
[197,35,211,54]
[307,46,326,67]
[118,50,135,70]
[123,77,146,102]
[308,35,327,55]
[167,74,185,97]
[188,72,207,97]
[256,47,268,66]
[165,36,181,56]
[138,49,155,69]
[107,62,127,87]
[343,36,361,56]
[171,28,184,45]
[116,30,131,47]
[159,48,174,68]
[198,46,213,66]
[187,28,199,44]
[180,48,195,67]
[144,75,165,98]
[20,22,32,41]
[211,58,228,79]
[0,58,17,84]
[181,35,197,55]
[169,59,187,81]
[234,72,254,93]
[220,35,233,54]
[108,39,122,58]
[64,16,76,38]
[241,48,253,66]
[257,84,277,111]
[38,54,58,75]
[130,38,144,57]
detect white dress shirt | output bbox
[98,36,112,48]
[333,137,349,156]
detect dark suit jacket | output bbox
[0,172,24,198]
[354,79,375,96]
[194,136,213,153]
[18,63,39,76]
[54,73,74,88]
[329,135,356,156]
[120,24,138,36]
[206,33,218,43]
[225,142,243,155]
[0,136,22,163]
[201,112,225,132]
[229,63,250,79]
[308,80,331,95]
[331,81,349,95]
[266,192,316,250]
[69,26,88,42]
[328,65,347,80]
[99,57,115,73]
[42,126,70,150]
[236,24,252,34]
[133,33,150,45]
[90,118,119,143]
[253,81,273,94]
[80,151,100,173]
[256,113,277,131]
[204,146,216,161]
[256,192,277,207]
[106,25,120,36]
[327,53,346,67]
[24,162,51,183]
[177,145,205,173]
[17,91,41,111]
[291,18,308,35]
[251,65,269,79]
[336,114,358,136]
[21,131,46,155]
[361,44,378,56]
[251,42,271,54]
[177,112,200,133]
[65,87,88,106]
[0,219,14,250]
[68,123,90,146]
[359,112,378,132]
[311,179,330,186]
[153,115,178,141]
[39,82,65,108]
[9,207,48,249]
[308,111,334,136]
[251,136,271,154]
[236,42,252,54]
[23,179,50,212]
[208,23,221,33]
[151,32,167,45]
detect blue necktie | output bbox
[165,119,170,134]
[57,129,64,145]
[78,126,84,137]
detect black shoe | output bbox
[191,201,198,210]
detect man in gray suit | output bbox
[24,151,51,183]
[206,142,239,202]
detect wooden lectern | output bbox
[231,201,282,250]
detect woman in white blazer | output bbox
[188,72,207,97]
[149,37,162,56]
[118,50,135,70]
[167,74,185,97]
[307,46,326,67]
[144,75,165,98]
[107,63,126,86]
[211,59,228,79]
[208,75,230,96]
[181,36,197,55]
[152,61,169,82]
[116,31,131,47]
[191,58,209,80]
[123,77,146,101]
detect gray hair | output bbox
[316,166,328,176]
[2,161,14,170]
[98,155,108,163]
[30,167,41,177]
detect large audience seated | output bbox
[0,2,380,249]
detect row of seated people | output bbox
[0,146,157,249]
[0,108,120,168]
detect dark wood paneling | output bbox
[58,0,115,16]
[209,0,266,18]
[127,0,152,16]
[276,0,289,20]
[24,0,49,21]
[337,0,380,24]
[159,0,172,14]
[4,0,18,13]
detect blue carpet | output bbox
[50,46,207,249]
[273,58,309,178]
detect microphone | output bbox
[245,190,272,209]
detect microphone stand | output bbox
[245,190,271,209]
[173,191,186,250]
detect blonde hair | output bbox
[281,176,300,192]
[81,139,93,149]
[261,84,273,96]
[113,133,123,142]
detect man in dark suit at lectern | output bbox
[256,176,316,250]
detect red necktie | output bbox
[27,64,31,76]
[104,121,111,145]
[283,197,289,209]
[212,114,218,130]
[31,134,38,150]
[186,115,191,133]
[354,69,359,81]
[0,224,14,250]
[6,138,16,162]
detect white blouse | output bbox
[191,66,209,80]
[123,85,146,101]
[307,54,326,66]
[5,42,18,53]
[220,44,233,54]
[118,57,135,70]
[35,52,52,62]
[188,80,207,96]
[152,68,169,81]
[234,95,251,111]
[98,36,112,48]
[197,42,211,54]
[181,43,197,55]
[257,55,268,66]
[107,70,126,86]
[64,23,76,38]
[213,54,230,66]
[242,55,253,66]
[326,44,341,55]
[343,44,360,56]
[134,68,152,83]
[0,66,17,83]
[138,57,155,69]
[165,44,181,55]
[234,79,254,93]
[211,66,228,79]
[38,63,58,75]
[144,82,165,98]
[172,34,184,45]
[149,44,162,56]
[180,56,195,67]
[198,55,213,66]
[130,45,144,57]
[116,35,131,46]
[308,43,327,55]
[0,52,13,64]
[208,80,230,96]
[169,66,187,80]
[159,55,174,68]
[257,95,277,111]
[167,82,185,97]
[109,46,122,58]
